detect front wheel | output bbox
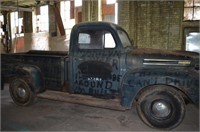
[136,85,185,130]
[9,78,36,106]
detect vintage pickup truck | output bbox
[1,22,199,130]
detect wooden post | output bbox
[54,3,65,36]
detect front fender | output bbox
[120,68,199,109]
[14,65,45,93]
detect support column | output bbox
[53,3,65,36]
[48,4,57,36]
[23,12,33,33]
[82,0,98,22]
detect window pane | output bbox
[107,0,116,5]
[194,0,200,6]
[60,1,75,29]
[78,30,104,49]
[186,32,200,53]
[0,15,4,38]
[184,0,194,7]
[104,33,115,48]
[75,0,82,7]
[39,5,48,31]
[184,8,194,20]
[79,33,91,44]
[194,7,200,19]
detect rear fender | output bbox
[13,65,45,93]
[120,68,199,109]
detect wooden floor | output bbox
[1,84,199,131]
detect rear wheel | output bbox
[9,78,36,106]
[136,85,185,130]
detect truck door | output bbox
[71,27,122,98]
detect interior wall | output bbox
[82,0,99,22]
[118,1,187,50]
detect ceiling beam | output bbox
[1,6,33,12]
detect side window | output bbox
[78,29,116,49]
[104,32,116,48]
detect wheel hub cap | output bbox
[17,87,26,98]
[152,100,171,118]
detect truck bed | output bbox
[1,50,69,91]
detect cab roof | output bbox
[72,21,125,32]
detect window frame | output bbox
[184,0,200,21]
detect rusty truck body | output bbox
[1,22,199,130]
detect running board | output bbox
[37,90,126,111]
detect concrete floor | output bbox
[1,84,199,131]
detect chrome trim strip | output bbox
[143,59,191,66]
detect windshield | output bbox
[117,30,132,48]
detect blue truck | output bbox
[1,22,199,130]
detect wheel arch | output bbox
[120,68,199,109]
[10,64,45,93]
[135,84,192,104]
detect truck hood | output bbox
[126,48,199,69]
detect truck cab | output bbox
[69,22,130,98]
